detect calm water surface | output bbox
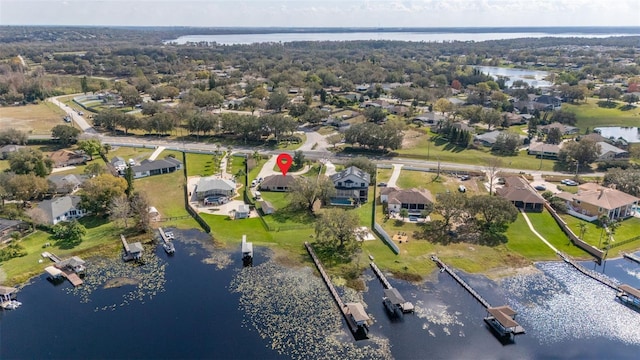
[594,127,640,143]
[474,66,553,88]
[166,32,638,45]
[1,230,639,359]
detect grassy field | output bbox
[395,171,487,196]
[395,128,557,171]
[108,146,154,162]
[0,102,67,134]
[561,214,640,253]
[185,152,220,177]
[563,98,640,130]
[0,216,124,285]
[525,210,587,258]
[505,214,557,259]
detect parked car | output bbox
[534,185,546,191]
[565,180,578,186]
[459,175,470,181]
[458,185,466,193]
[251,179,258,187]
[377,182,387,187]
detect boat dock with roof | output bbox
[370,262,414,315]
[158,227,175,254]
[0,286,21,310]
[305,242,371,339]
[41,252,85,287]
[431,255,525,339]
[121,234,143,262]
[617,284,640,310]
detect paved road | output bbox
[45,95,601,178]
[47,94,97,134]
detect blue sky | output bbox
[1,0,639,27]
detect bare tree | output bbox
[130,192,151,233]
[484,158,503,195]
[109,194,131,228]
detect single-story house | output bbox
[533,95,562,110]
[596,141,629,161]
[502,112,528,126]
[527,142,561,159]
[388,105,408,116]
[0,144,24,160]
[259,175,296,192]
[556,183,639,221]
[451,122,475,133]
[131,156,182,179]
[380,187,433,215]
[496,177,544,212]
[235,204,250,219]
[37,195,87,225]
[413,112,445,125]
[0,219,28,243]
[48,174,84,194]
[539,122,579,136]
[195,177,236,201]
[330,166,370,204]
[49,149,88,168]
[474,130,503,147]
[259,200,276,215]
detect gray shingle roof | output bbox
[37,196,82,223]
[132,157,182,173]
[196,177,235,193]
[330,166,370,184]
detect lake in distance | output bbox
[2,228,640,359]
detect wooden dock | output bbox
[159,227,175,254]
[431,255,491,308]
[41,251,62,263]
[431,255,525,337]
[623,253,640,265]
[41,252,83,287]
[304,242,364,335]
[559,253,618,291]
[370,262,392,289]
[61,270,83,287]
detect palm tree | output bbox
[578,222,587,240]
[399,208,409,220]
[597,215,609,248]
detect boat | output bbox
[163,242,175,254]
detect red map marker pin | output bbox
[276,153,293,176]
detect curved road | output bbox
[46,95,600,178]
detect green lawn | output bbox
[526,210,591,258]
[561,215,640,251]
[0,216,123,286]
[563,97,640,131]
[505,214,558,260]
[394,128,557,171]
[107,146,154,163]
[185,152,220,177]
[135,170,197,229]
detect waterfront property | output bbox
[496,177,544,212]
[47,174,84,194]
[0,286,20,310]
[49,149,88,168]
[259,174,296,192]
[556,183,639,221]
[370,261,415,315]
[380,187,433,216]
[159,227,175,254]
[330,166,370,204]
[121,234,143,261]
[37,195,87,225]
[195,177,236,201]
[0,218,28,243]
[41,252,85,286]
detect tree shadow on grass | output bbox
[79,216,109,229]
[55,237,82,250]
[619,104,637,111]
[270,205,315,225]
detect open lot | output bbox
[563,97,640,130]
[0,102,67,134]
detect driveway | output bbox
[47,95,97,134]
[529,173,561,194]
[387,164,404,187]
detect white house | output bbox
[37,196,87,225]
[330,166,370,204]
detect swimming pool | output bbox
[330,198,354,206]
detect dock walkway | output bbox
[370,262,392,289]
[559,253,618,290]
[304,242,359,334]
[431,255,491,309]
[61,270,83,286]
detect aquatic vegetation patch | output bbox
[230,259,392,360]
[413,300,465,338]
[66,252,167,310]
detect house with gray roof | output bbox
[0,144,24,160]
[195,177,236,201]
[110,156,127,173]
[0,219,28,243]
[259,175,296,192]
[474,130,503,147]
[37,195,87,225]
[596,141,629,161]
[48,174,85,194]
[131,156,182,179]
[380,187,433,216]
[330,166,370,204]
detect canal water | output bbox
[1,229,639,359]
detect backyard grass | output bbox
[107,146,154,163]
[0,160,9,172]
[563,97,640,130]
[185,152,220,177]
[526,210,590,258]
[561,215,640,252]
[0,216,123,286]
[505,214,559,260]
[0,102,67,134]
